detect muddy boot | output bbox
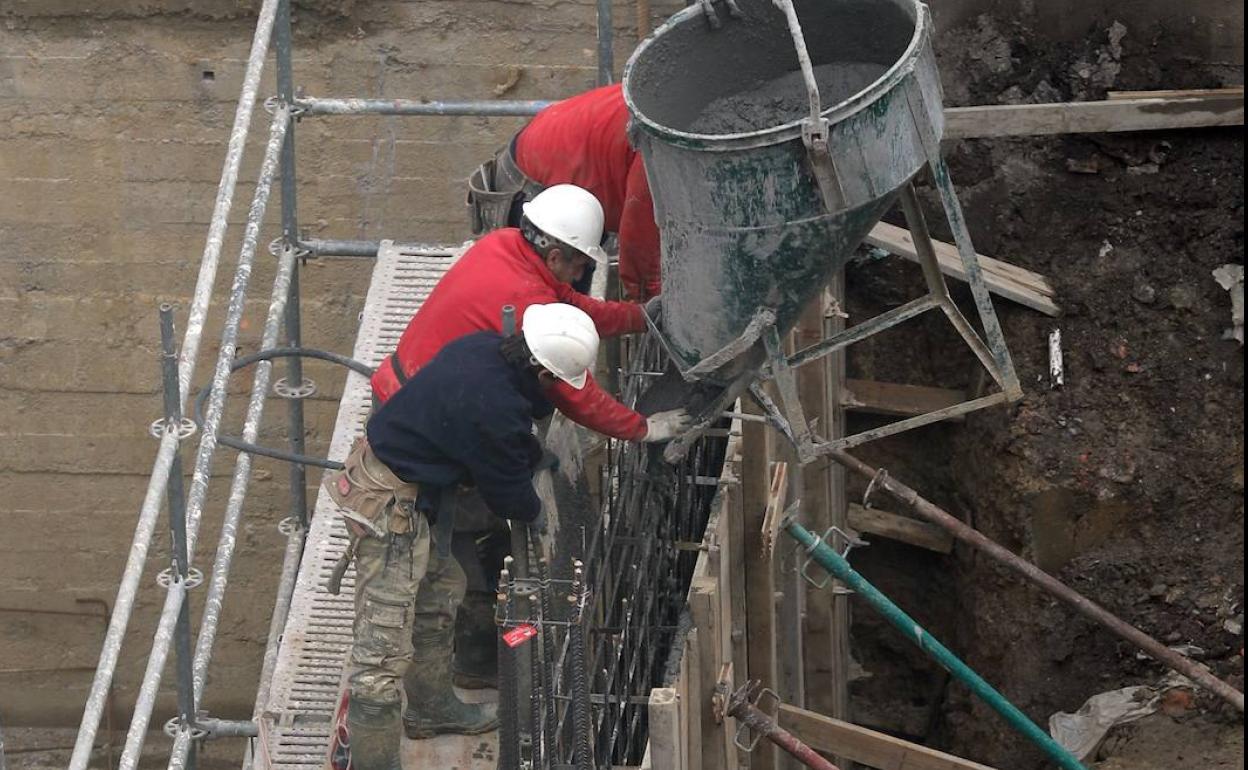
[453,590,499,689]
[346,696,403,770]
[403,627,499,739]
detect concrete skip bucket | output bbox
[623,0,1023,462]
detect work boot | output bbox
[346,695,404,770]
[404,626,499,739]
[453,590,500,689]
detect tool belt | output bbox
[466,136,545,235]
[322,437,422,539]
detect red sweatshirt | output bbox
[514,83,662,301]
[370,228,650,440]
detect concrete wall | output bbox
[0,0,681,729]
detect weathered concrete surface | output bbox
[0,0,682,731]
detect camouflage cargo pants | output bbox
[348,508,467,705]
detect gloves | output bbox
[644,295,663,326]
[642,408,692,443]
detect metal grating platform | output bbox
[261,240,465,769]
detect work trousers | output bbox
[348,505,467,705]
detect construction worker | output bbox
[368,184,690,735]
[326,304,604,770]
[466,83,662,301]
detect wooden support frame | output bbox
[842,379,967,419]
[865,222,1060,316]
[848,503,955,554]
[944,92,1244,139]
[777,703,1000,770]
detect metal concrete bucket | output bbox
[623,0,943,380]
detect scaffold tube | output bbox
[68,2,282,766]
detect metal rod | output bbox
[195,718,260,738]
[299,238,380,257]
[596,0,614,86]
[159,306,198,753]
[568,562,594,770]
[827,450,1247,713]
[119,106,291,770]
[928,156,1022,399]
[69,1,282,764]
[295,97,550,116]
[725,685,840,770]
[783,517,1088,770]
[275,0,309,534]
[787,295,939,369]
[811,392,1010,454]
[168,241,302,770]
[498,564,521,770]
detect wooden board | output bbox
[777,703,1000,770]
[865,221,1060,316]
[842,379,967,418]
[944,93,1244,139]
[847,503,955,554]
[1107,87,1244,101]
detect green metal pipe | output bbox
[783,517,1087,770]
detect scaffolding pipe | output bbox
[299,238,381,257]
[828,449,1247,713]
[274,0,310,533]
[295,97,550,116]
[724,685,840,770]
[784,517,1087,770]
[118,106,291,770]
[597,0,614,85]
[68,1,282,765]
[167,244,301,770]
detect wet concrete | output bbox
[689,61,890,134]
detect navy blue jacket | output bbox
[366,331,553,523]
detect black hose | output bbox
[193,347,376,470]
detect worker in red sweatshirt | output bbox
[466,83,662,301]
[370,183,689,737]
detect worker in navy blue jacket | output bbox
[323,303,601,770]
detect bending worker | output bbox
[368,183,690,738]
[327,304,604,770]
[466,83,662,301]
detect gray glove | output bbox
[642,408,693,443]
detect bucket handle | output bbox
[772,0,848,210]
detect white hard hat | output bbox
[521,184,609,265]
[522,303,600,390]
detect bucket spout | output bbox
[623,0,943,380]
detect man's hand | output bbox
[642,408,692,443]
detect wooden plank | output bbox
[842,379,967,418]
[690,580,729,769]
[847,503,955,554]
[1107,87,1243,101]
[777,703,1000,770]
[741,402,779,770]
[644,688,683,770]
[865,222,1061,316]
[944,94,1244,139]
[682,627,702,770]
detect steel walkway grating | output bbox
[262,240,466,769]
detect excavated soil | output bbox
[841,14,1244,770]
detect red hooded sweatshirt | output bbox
[514,83,662,301]
[370,228,649,440]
